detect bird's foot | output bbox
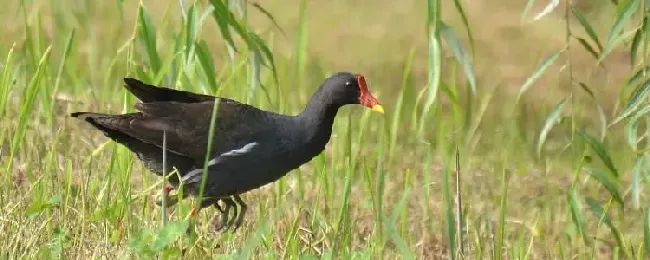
[155,184,179,207]
[213,196,247,233]
[213,202,228,232]
[214,198,238,233]
[231,195,247,232]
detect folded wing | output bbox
[72,79,271,164]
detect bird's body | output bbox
[71,72,383,231]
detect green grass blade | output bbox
[248,1,285,37]
[531,0,560,21]
[49,29,76,126]
[426,0,441,28]
[117,0,125,20]
[372,135,387,247]
[418,32,441,138]
[495,168,509,260]
[611,78,650,126]
[442,163,457,260]
[247,50,262,102]
[630,28,643,66]
[645,208,650,256]
[0,43,16,120]
[151,221,189,252]
[333,166,353,257]
[8,45,52,166]
[440,22,476,95]
[645,7,650,35]
[208,0,237,51]
[570,5,603,51]
[161,131,168,226]
[625,104,650,151]
[516,49,563,104]
[597,104,608,141]
[419,0,441,139]
[137,4,162,75]
[249,32,279,85]
[521,0,537,24]
[537,96,571,156]
[598,28,637,66]
[196,98,220,213]
[628,65,650,87]
[385,188,415,259]
[578,81,596,99]
[195,40,219,92]
[605,0,639,48]
[584,167,623,207]
[454,148,464,257]
[568,188,589,246]
[390,48,415,161]
[183,3,198,60]
[208,0,278,85]
[451,0,475,57]
[293,0,308,86]
[631,155,648,209]
[383,217,414,260]
[585,198,626,253]
[576,37,600,60]
[598,0,639,64]
[236,215,271,259]
[577,130,619,177]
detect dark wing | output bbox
[73,78,275,165]
[123,78,216,103]
[136,99,272,161]
[72,99,272,163]
[70,112,196,184]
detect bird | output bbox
[70,72,384,231]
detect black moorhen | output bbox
[71,72,383,231]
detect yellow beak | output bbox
[371,104,385,114]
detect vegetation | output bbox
[1,0,649,258]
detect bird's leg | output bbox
[232,195,247,231]
[213,199,230,232]
[214,200,225,214]
[221,198,238,231]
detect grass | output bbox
[1,0,650,259]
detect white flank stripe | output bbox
[181,142,259,183]
[181,168,203,183]
[220,142,259,157]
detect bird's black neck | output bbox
[296,88,341,146]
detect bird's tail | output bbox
[123,78,214,103]
[70,112,140,139]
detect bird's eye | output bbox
[345,81,352,86]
